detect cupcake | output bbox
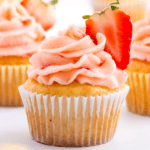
[126,7,150,116]
[0,0,23,5]
[91,0,149,22]
[21,0,56,31]
[0,1,45,106]
[19,7,132,147]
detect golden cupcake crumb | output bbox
[24,78,126,97]
[0,56,31,65]
[126,59,150,73]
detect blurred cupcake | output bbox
[126,7,150,116]
[0,0,23,5]
[21,0,56,31]
[19,6,132,146]
[91,0,149,22]
[0,1,45,106]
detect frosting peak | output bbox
[131,7,150,62]
[58,25,86,40]
[28,25,128,89]
[0,1,45,56]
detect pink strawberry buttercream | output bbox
[131,7,150,62]
[0,1,45,57]
[28,25,128,89]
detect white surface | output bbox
[1,0,150,149]
[1,104,150,150]
[46,0,93,37]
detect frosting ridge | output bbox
[28,25,128,89]
[131,7,150,62]
[0,1,45,56]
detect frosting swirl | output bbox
[28,25,128,89]
[131,7,150,62]
[0,1,45,56]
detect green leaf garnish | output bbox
[50,0,58,5]
[82,15,90,20]
[110,0,119,11]
[111,5,119,10]
[82,0,119,20]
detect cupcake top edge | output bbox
[131,6,150,62]
[0,1,45,57]
[27,24,129,89]
[28,5,133,89]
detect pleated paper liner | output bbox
[126,71,150,116]
[19,85,129,147]
[91,0,148,22]
[0,65,31,107]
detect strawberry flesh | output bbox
[86,9,133,70]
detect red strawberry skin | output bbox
[86,9,133,70]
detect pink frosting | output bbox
[28,25,128,89]
[131,7,150,62]
[0,1,45,57]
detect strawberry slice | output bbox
[85,9,132,70]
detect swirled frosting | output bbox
[28,25,128,89]
[131,7,150,62]
[0,1,45,57]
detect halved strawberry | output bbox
[85,9,132,70]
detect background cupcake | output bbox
[0,1,45,106]
[91,0,149,22]
[0,0,23,5]
[126,7,150,116]
[21,0,56,31]
[19,6,132,146]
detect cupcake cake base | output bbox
[19,83,129,147]
[126,59,150,116]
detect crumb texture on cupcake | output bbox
[0,56,31,65]
[24,78,126,97]
[126,59,150,73]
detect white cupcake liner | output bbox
[0,65,31,107]
[126,71,150,116]
[19,84,129,147]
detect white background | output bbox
[1,0,150,149]
[1,104,150,150]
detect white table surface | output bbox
[1,104,150,150]
[1,0,150,149]
[46,0,93,37]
